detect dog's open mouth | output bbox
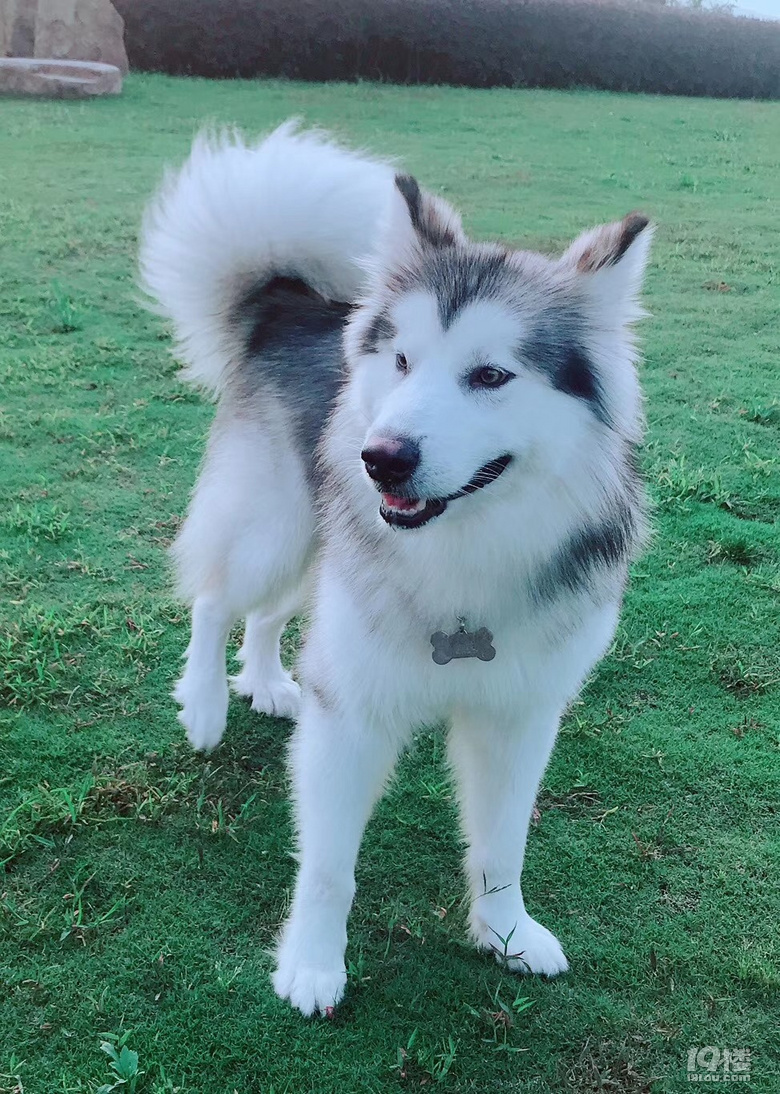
[379,454,513,529]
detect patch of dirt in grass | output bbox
[740,402,780,429]
[561,1037,659,1092]
[537,785,602,818]
[659,882,701,914]
[712,645,780,698]
[720,493,780,523]
[705,538,761,567]
[0,600,174,711]
[0,748,281,872]
[730,716,764,738]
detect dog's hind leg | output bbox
[172,405,314,751]
[230,602,304,720]
[174,594,236,752]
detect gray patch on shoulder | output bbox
[532,497,639,605]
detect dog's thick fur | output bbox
[141,123,652,1016]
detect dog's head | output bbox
[344,174,653,530]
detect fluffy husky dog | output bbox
[141,123,652,1016]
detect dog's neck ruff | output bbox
[377,454,513,654]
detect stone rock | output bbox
[0,55,122,96]
[0,0,128,73]
[35,0,128,73]
[1,0,39,57]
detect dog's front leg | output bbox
[273,695,407,1015]
[448,705,569,977]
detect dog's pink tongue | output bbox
[383,494,419,511]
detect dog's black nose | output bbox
[361,437,420,486]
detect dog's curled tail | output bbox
[139,121,395,396]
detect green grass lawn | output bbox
[1,74,778,1094]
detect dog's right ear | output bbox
[378,174,464,266]
[559,212,654,325]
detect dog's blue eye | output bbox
[470,366,512,389]
[396,352,409,374]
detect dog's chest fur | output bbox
[305,471,626,725]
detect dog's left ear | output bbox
[394,174,463,248]
[560,213,654,322]
[378,174,464,266]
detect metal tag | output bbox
[431,618,496,665]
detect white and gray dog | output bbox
[141,122,652,1015]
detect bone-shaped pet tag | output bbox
[431,620,496,665]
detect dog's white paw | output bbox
[230,669,301,720]
[273,912,348,1016]
[471,911,569,977]
[174,674,229,752]
[272,959,346,1017]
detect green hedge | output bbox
[114,0,780,99]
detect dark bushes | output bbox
[114,0,780,99]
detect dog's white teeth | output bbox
[382,495,427,514]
